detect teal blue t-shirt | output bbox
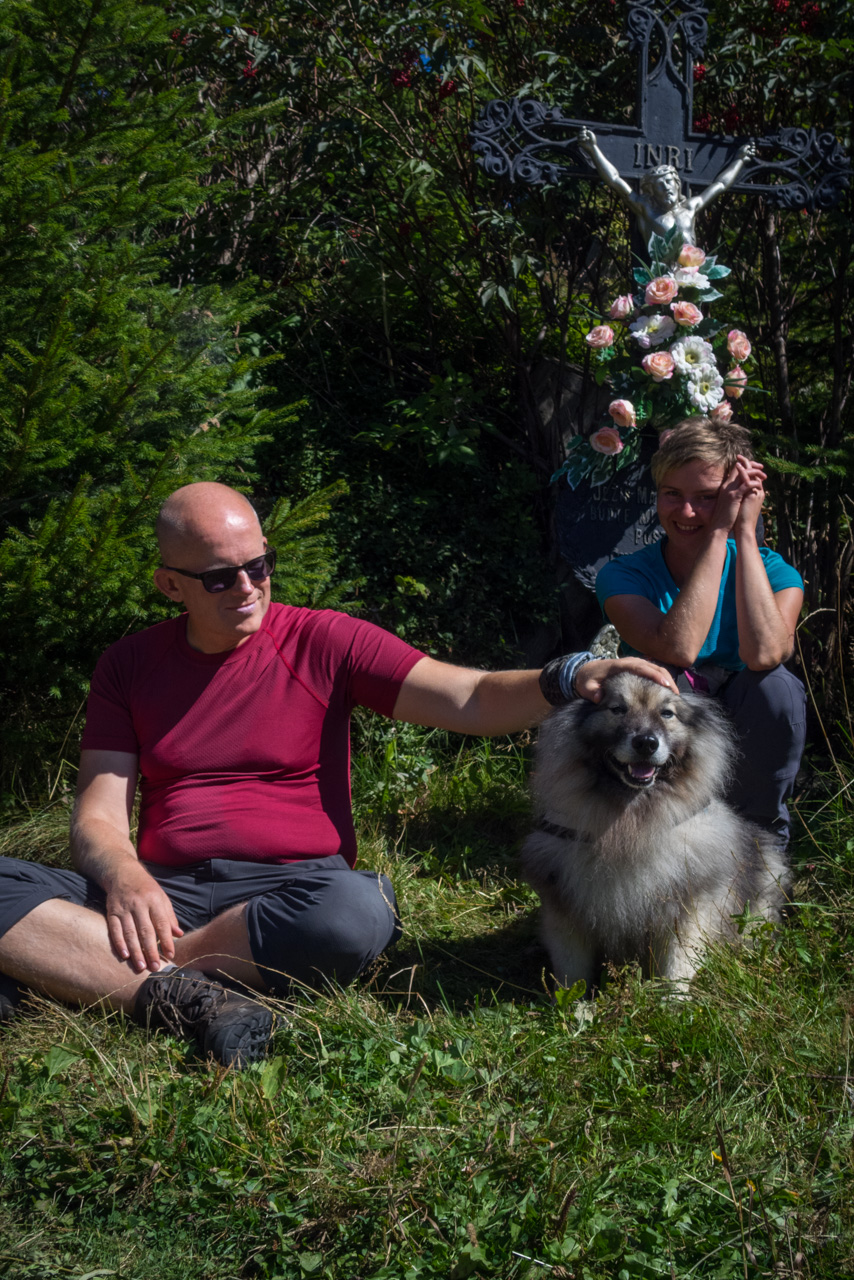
[595,539,803,670]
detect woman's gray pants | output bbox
[717,664,807,843]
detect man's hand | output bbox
[72,748,184,974]
[575,657,679,703]
[103,859,184,973]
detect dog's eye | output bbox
[608,704,627,716]
[660,708,676,719]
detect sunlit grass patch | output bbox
[1,742,853,1277]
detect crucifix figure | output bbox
[576,128,756,248]
[472,0,850,261]
[470,0,850,624]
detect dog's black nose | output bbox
[632,733,659,758]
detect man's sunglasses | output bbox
[163,549,277,594]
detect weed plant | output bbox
[1,730,852,1279]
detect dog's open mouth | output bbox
[607,754,660,789]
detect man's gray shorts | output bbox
[0,855,401,997]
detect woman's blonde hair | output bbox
[651,416,753,487]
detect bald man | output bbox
[0,483,675,1066]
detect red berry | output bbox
[693,63,706,82]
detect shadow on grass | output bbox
[364,780,531,873]
[370,910,552,1014]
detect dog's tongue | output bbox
[629,763,656,780]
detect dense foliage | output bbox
[162,0,854,677]
[1,0,852,786]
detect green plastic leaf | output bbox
[563,446,595,491]
[588,451,617,486]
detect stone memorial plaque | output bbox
[555,435,662,591]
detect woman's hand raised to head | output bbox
[731,455,767,540]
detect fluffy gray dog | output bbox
[521,672,790,992]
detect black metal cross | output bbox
[472,0,850,247]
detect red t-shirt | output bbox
[81,603,424,868]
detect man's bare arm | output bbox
[392,655,678,733]
[72,750,183,973]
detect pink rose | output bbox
[727,329,752,362]
[641,352,675,382]
[586,324,615,349]
[710,401,733,424]
[724,366,748,399]
[671,300,703,327]
[678,244,706,269]
[590,426,625,455]
[609,294,634,320]
[645,276,678,305]
[607,399,636,428]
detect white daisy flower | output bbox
[629,313,677,349]
[673,268,711,290]
[685,363,725,411]
[671,335,715,373]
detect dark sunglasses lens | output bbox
[202,568,238,593]
[245,552,274,581]
[200,550,276,593]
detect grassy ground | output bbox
[1,718,852,1280]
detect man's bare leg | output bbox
[0,899,264,1012]
[174,903,265,992]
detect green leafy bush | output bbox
[0,0,342,788]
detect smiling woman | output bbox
[655,462,732,558]
[594,417,806,847]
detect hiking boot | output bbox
[0,972,25,1023]
[134,966,273,1067]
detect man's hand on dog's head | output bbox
[576,658,679,703]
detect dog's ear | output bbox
[677,690,737,745]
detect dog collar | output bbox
[538,803,710,845]
[538,819,592,843]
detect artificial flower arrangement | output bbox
[553,225,753,489]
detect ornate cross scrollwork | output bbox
[470,0,851,221]
[626,0,709,98]
[754,128,852,212]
